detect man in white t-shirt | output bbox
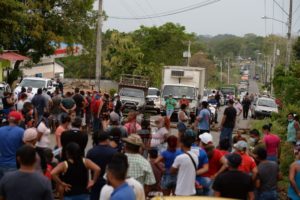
[99,177,145,200]
[171,134,199,196]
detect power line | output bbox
[144,0,164,24]
[118,0,146,25]
[273,0,289,16]
[108,0,221,20]
[293,1,300,14]
[132,0,157,24]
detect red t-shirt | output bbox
[263,133,281,156]
[179,99,190,106]
[219,150,229,157]
[236,152,256,173]
[203,149,223,178]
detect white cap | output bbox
[199,132,213,144]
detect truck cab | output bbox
[118,74,149,112]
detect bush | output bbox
[109,88,117,97]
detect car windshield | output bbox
[258,99,277,108]
[162,85,195,99]
[120,88,144,98]
[148,88,158,96]
[20,79,46,88]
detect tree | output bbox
[0,0,96,68]
[132,23,197,66]
[294,37,300,60]
[103,31,144,81]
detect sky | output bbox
[94,0,300,37]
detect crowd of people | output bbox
[0,84,300,200]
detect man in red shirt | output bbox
[199,133,227,196]
[179,95,189,107]
[233,140,257,180]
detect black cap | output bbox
[226,153,242,168]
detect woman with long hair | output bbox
[51,142,100,200]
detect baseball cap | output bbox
[226,153,242,168]
[110,111,120,122]
[199,132,213,144]
[23,128,38,142]
[234,140,248,151]
[8,111,23,122]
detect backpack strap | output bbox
[185,152,197,171]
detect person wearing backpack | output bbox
[170,134,199,196]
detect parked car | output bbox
[146,87,161,114]
[14,77,56,97]
[252,97,278,118]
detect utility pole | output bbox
[95,0,103,91]
[270,43,277,95]
[187,41,191,66]
[227,58,230,85]
[285,0,293,73]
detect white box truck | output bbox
[160,66,206,120]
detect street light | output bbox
[261,16,287,25]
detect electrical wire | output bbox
[293,1,300,15]
[273,0,289,16]
[108,0,221,20]
[117,0,146,25]
[132,0,158,24]
[144,0,164,24]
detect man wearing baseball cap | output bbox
[212,153,255,199]
[0,111,24,179]
[233,140,257,180]
[123,134,156,195]
[199,132,227,196]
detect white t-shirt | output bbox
[172,150,198,196]
[150,127,168,147]
[36,121,51,148]
[99,177,145,200]
[16,100,25,111]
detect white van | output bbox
[14,77,56,97]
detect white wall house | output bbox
[22,58,64,78]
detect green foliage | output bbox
[7,69,22,85]
[294,37,300,60]
[132,23,197,66]
[109,88,117,97]
[0,0,96,65]
[103,31,144,81]
[273,63,300,105]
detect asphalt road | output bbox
[49,79,260,151]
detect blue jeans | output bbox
[64,194,89,200]
[198,177,213,196]
[166,109,174,117]
[0,166,17,180]
[257,190,278,200]
[220,127,233,150]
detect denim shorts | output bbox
[161,174,177,190]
